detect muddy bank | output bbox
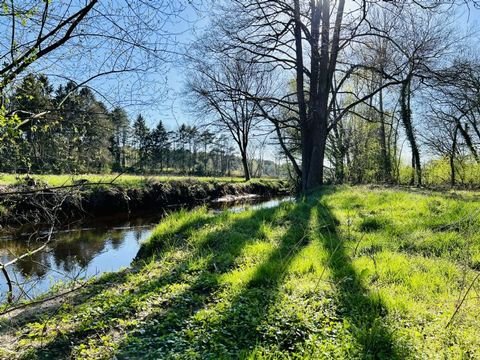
[0,178,290,228]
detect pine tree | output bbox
[132,114,150,171]
[148,120,170,172]
[110,107,130,171]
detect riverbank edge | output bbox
[0,178,291,229]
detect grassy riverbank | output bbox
[1,186,480,359]
[0,174,251,188]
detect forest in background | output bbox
[1,70,479,187]
[0,75,282,179]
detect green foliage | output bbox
[0,106,22,145]
[2,186,480,359]
[423,158,480,187]
[395,158,480,188]
[327,100,396,184]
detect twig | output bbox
[0,282,88,316]
[446,272,480,328]
[0,264,13,303]
[0,227,54,270]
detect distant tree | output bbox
[385,7,458,185]
[132,114,150,170]
[430,59,480,164]
[148,121,170,172]
[7,74,55,172]
[79,93,112,172]
[110,108,130,171]
[199,130,216,175]
[176,124,188,173]
[188,57,269,181]
[54,81,86,172]
[54,84,114,173]
[186,125,199,173]
[422,109,461,187]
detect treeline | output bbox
[187,2,480,189]
[0,74,281,178]
[323,110,480,188]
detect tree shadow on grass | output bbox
[2,205,288,359]
[113,191,406,359]
[313,190,408,359]
[144,189,407,359]
[2,191,408,359]
[113,198,314,359]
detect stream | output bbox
[0,196,293,304]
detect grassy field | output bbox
[0,173,251,188]
[1,186,480,359]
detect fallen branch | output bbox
[0,227,53,270]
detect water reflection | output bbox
[211,196,294,213]
[0,196,293,303]
[0,222,156,303]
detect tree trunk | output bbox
[241,150,251,181]
[455,120,479,163]
[401,78,421,186]
[204,143,208,174]
[274,121,301,179]
[293,0,309,192]
[449,153,456,187]
[378,85,391,183]
[450,126,458,187]
[305,137,327,189]
[305,115,328,190]
[332,122,345,183]
[293,0,344,192]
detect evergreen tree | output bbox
[176,124,190,173]
[199,130,215,175]
[8,74,55,172]
[148,120,170,172]
[132,114,150,170]
[81,97,113,172]
[55,83,113,173]
[110,107,130,171]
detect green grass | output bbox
[1,186,480,359]
[0,173,255,188]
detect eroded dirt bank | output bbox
[0,178,290,229]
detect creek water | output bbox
[0,196,293,304]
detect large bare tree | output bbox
[204,1,408,191]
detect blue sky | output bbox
[122,4,211,131]
[136,2,480,132]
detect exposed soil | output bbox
[0,179,290,229]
